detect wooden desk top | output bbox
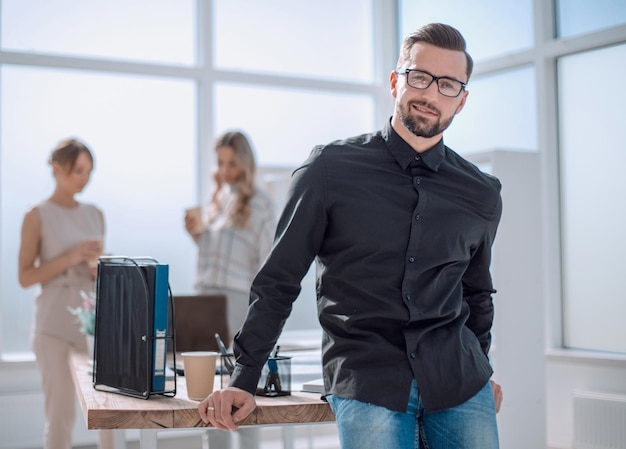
[70,352,334,430]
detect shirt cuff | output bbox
[228,363,263,395]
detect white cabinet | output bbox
[466,150,545,449]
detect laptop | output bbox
[169,294,230,374]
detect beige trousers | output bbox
[33,333,113,449]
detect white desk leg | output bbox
[113,430,127,449]
[307,425,314,449]
[282,426,294,449]
[99,429,126,449]
[139,429,158,449]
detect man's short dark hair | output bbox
[397,23,473,81]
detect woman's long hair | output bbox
[208,131,256,228]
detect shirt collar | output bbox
[382,119,445,172]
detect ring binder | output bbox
[92,256,177,399]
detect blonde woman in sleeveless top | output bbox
[18,138,110,449]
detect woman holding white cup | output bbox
[184,130,276,345]
[184,130,276,449]
[18,137,110,449]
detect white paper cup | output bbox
[185,206,204,235]
[182,351,218,401]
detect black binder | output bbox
[93,256,176,399]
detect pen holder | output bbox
[220,353,235,388]
[255,356,291,397]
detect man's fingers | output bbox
[199,388,256,431]
[215,390,256,430]
[232,398,257,424]
[198,398,211,423]
[490,380,503,413]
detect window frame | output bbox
[0,0,397,358]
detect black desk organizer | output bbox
[219,353,292,396]
[92,256,177,399]
[256,356,292,397]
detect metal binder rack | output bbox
[92,256,177,399]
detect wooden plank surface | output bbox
[70,352,334,430]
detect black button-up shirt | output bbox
[230,120,502,413]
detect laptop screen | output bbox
[171,294,229,353]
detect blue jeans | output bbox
[326,380,499,449]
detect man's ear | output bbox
[455,90,469,115]
[390,70,399,99]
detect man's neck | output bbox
[390,116,443,154]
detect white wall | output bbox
[545,352,626,449]
[467,150,546,449]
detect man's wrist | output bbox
[228,363,262,395]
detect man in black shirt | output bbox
[200,23,503,448]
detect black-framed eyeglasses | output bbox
[396,68,466,98]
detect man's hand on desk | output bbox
[199,387,256,431]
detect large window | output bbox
[556,0,626,38]
[0,0,196,65]
[444,66,536,154]
[0,0,386,356]
[558,43,626,353]
[0,65,197,353]
[399,0,534,61]
[214,0,374,83]
[214,83,375,167]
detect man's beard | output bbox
[398,100,455,139]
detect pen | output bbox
[214,333,234,375]
[265,345,282,395]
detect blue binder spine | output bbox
[151,264,169,392]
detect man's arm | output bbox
[200,147,329,427]
[228,146,329,392]
[463,188,502,355]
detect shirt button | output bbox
[408,256,415,263]
[405,294,412,301]
[415,178,421,185]
[410,352,416,359]
[415,156,420,161]
[415,214,420,221]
